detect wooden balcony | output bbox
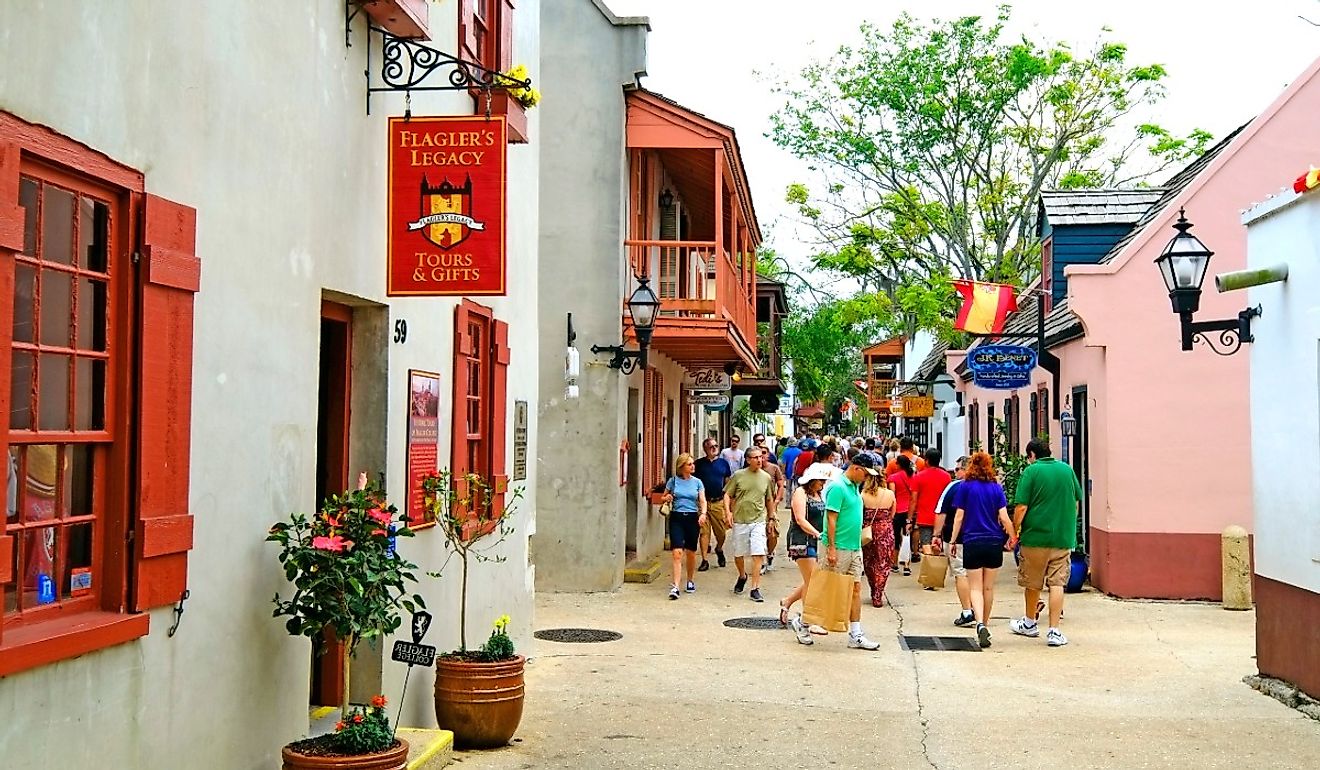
[863,336,905,412]
[625,240,758,370]
[622,88,763,372]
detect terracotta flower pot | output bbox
[434,655,525,749]
[281,738,409,770]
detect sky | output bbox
[603,0,1320,280]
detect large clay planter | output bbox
[434,655,525,749]
[281,739,409,770]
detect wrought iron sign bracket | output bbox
[591,344,646,375]
[1180,305,1261,357]
[363,25,531,115]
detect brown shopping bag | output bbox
[917,547,949,589]
[801,569,853,633]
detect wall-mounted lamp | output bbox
[1059,408,1076,438]
[592,276,661,374]
[1154,209,1261,356]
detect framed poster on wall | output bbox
[407,369,441,529]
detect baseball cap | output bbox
[849,452,881,476]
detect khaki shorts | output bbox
[817,548,864,583]
[1018,546,1072,589]
[948,551,967,579]
[702,501,728,542]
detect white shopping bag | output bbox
[898,534,912,564]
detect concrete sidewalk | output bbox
[454,556,1319,769]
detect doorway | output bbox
[312,301,352,707]
[625,387,640,554]
[1069,386,1091,554]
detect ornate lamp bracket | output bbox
[357,24,531,115]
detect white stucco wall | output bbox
[534,0,647,590]
[0,1,539,766]
[1245,188,1320,594]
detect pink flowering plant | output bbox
[267,476,426,658]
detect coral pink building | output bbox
[951,55,1320,600]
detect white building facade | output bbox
[0,1,540,766]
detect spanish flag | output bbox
[953,280,1018,335]
[1294,168,1320,194]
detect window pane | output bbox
[77,278,108,351]
[23,445,59,523]
[3,537,16,614]
[5,447,16,524]
[12,262,36,343]
[20,176,38,256]
[38,353,71,431]
[42,185,75,265]
[10,349,34,430]
[62,522,93,600]
[75,357,107,431]
[40,268,73,347]
[67,443,94,517]
[79,197,110,272]
[21,526,59,608]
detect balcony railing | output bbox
[626,239,756,350]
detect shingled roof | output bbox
[1097,123,1250,265]
[956,293,1085,380]
[1039,189,1165,227]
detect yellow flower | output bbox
[494,614,511,631]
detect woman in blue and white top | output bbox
[662,453,708,600]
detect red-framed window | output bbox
[451,300,509,516]
[642,367,664,493]
[1041,235,1054,312]
[1037,386,1050,440]
[458,0,527,143]
[0,115,198,675]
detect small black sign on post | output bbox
[392,610,437,738]
[391,640,437,667]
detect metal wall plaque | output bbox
[513,400,529,481]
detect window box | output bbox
[358,0,429,39]
[481,91,529,144]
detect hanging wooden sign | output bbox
[388,116,508,296]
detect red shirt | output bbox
[884,450,926,477]
[793,451,814,480]
[910,467,952,527]
[889,471,914,513]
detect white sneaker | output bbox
[1047,628,1069,647]
[1009,617,1040,637]
[790,615,814,646]
[848,634,881,651]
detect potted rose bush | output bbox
[268,476,427,769]
[422,470,525,750]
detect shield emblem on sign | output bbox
[417,175,475,250]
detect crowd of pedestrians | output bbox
[661,428,1085,651]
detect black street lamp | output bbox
[1059,408,1076,438]
[1154,209,1261,356]
[592,276,662,374]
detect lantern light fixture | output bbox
[592,275,662,374]
[1153,209,1260,356]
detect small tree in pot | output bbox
[267,475,426,769]
[421,470,526,749]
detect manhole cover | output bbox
[723,617,784,630]
[899,635,981,652]
[534,628,622,643]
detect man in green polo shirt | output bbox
[1009,438,1083,647]
[797,452,882,651]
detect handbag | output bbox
[918,549,950,589]
[801,569,853,632]
[860,521,874,547]
[659,478,673,517]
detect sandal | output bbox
[778,603,789,628]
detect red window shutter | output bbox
[133,194,200,611]
[0,143,19,633]
[0,141,22,252]
[489,319,510,511]
[497,0,515,72]
[457,0,479,62]
[451,303,474,480]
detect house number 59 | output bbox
[393,319,408,344]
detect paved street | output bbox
[455,556,1319,769]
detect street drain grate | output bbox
[723,617,784,630]
[899,635,982,652]
[534,628,622,643]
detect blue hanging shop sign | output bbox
[968,345,1037,390]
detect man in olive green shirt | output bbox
[723,447,776,602]
[1009,438,1084,647]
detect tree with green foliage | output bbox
[769,5,1212,337]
